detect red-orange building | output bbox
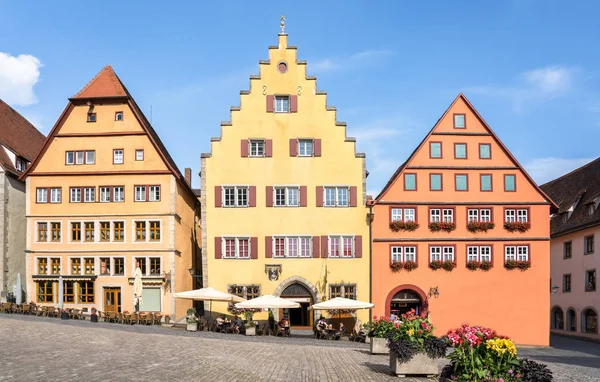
[369,94,556,346]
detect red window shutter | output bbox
[290,95,298,113]
[314,139,322,157]
[266,95,274,112]
[300,186,307,207]
[349,186,358,207]
[316,186,324,207]
[265,139,273,157]
[249,186,256,207]
[241,140,249,157]
[289,138,297,157]
[354,235,362,258]
[251,237,258,259]
[214,237,222,259]
[214,186,222,207]
[312,236,320,258]
[265,236,273,258]
[321,235,328,258]
[266,186,273,207]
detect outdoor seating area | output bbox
[0,302,84,319]
[99,311,163,325]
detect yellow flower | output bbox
[407,329,415,336]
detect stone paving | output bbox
[0,315,599,381]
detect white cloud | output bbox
[524,157,596,185]
[349,49,395,61]
[310,49,395,73]
[310,58,340,72]
[523,66,572,94]
[0,52,43,106]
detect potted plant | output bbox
[467,221,495,233]
[504,221,531,233]
[429,260,457,271]
[386,309,446,376]
[244,311,256,336]
[429,221,456,233]
[504,260,531,271]
[60,308,70,320]
[390,220,420,232]
[164,315,171,324]
[364,316,395,354]
[90,307,98,323]
[186,307,198,331]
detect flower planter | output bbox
[390,353,438,377]
[90,314,98,323]
[60,312,70,320]
[186,322,198,332]
[370,337,389,354]
[164,316,171,324]
[245,326,256,336]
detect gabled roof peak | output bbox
[71,65,127,99]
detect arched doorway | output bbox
[551,306,564,329]
[385,284,428,318]
[280,283,313,327]
[581,308,598,334]
[567,308,577,332]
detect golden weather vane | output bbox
[280,15,285,33]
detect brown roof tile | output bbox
[71,65,127,99]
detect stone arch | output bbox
[273,276,320,322]
[581,306,598,334]
[550,305,564,329]
[385,284,429,317]
[566,307,577,332]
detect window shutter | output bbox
[265,139,273,157]
[266,95,274,113]
[265,236,272,258]
[266,186,273,207]
[316,186,324,207]
[349,186,358,207]
[300,186,307,207]
[249,186,256,207]
[214,237,222,259]
[290,95,298,113]
[314,139,322,157]
[241,140,249,157]
[214,186,222,207]
[312,236,320,258]
[354,235,362,258]
[289,138,297,157]
[250,237,258,259]
[321,236,328,258]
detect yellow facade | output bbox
[201,33,370,326]
[23,67,198,320]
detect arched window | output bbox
[582,308,598,333]
[551,307,564,329]
[566,309,577,332]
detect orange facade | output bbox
[369,94,556,346]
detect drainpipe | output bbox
[368,204,373,320]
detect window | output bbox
[430,247,441,262]
[328,236,355,258]
[563,274,571,292]
[37,281,53,303]
[76,151,84,165]
[453,114,465,128]
[274,96,290,113]
[404,173,417,191]
[430,174,442,191]
[247,285,260,299]
[222,238,251,259]
[479,144,491,159]
[149,221,160,241]
[100,187,111,202]
[50,188,61,203]
[15,157,26,172]
[38,258,48,274]
[505,246,528,261]
[391,246,416,263]
[114,222,124,241]
[51,223,61,242]
[71,222,81,241]
[504,174,516,191]
[113,186,124,202]
[467,246,492,262]
[135,258,147,275]
[71,258,81,275]
[391,207,416,222]
[86,151,95,164]
[114,258,125,275]
[517,209,528,223]
[564,241,572,259]
[274,187,299,207]
[87,113,96,122]
[505,209,528,223]
[229,285,245,298]
[586,270,596,291]
[135,186,147,202]
[329,284,356,299]
[454,143,467,159]
[247,139,265,157]
[455,174,468,191]
[66,151,95,165]
[135,150,144,161]
[113,149,124,164]
[585,235,595,254]
[589,204,596,216]
[324,186,349,207]
[468,208,492,222]
[84,258,95,275]
[149,186,160,202]
[429,208,453,223]
[84,222,94,242]
[79,281,94,303]
[480,175,492,191]
[37,223,48,242]
[115,111,123,121]
[429,142,442,158]
[345,285,356,300]
[150,258,161,275]
[443,246,455,261]
[100,222,110,242]
[223,186,248,207]
[273,236,312,258]
[100,258,110,275]
[84,187,95,202]
[70,188,81,203]
[135,221,146,241]
[430,246,454,262]
[391,246,403,263]
[329,285,342,299]
[36,188,48,203]
[298,139,314,157]
[63,281,75,303]
[66,151,75,165]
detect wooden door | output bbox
[104,288,121,313]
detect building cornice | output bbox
[374,237,550,242]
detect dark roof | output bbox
[540,157,600,237]
[193,188,201,197]
[71,65,127,99]
[0,99,45,177]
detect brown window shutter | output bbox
[289,138,297,157]
[290,95,298,113]
[249,186,256,207]
[266,186,273,207]
[314,139,322,157]
[214,237,222,259]
[214,186,222,207]
[316,186,324,207]
[312,236,320,258]
[251,237,258,259]
[354,235,362,258]
[266,95,274,112]
[265,139,273,157]
[241,140,249,157]
[265,236,273,258]
[300,186,307,207]
[321,235,328,258]
[349,186,358,207]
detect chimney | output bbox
[184,168,192,186]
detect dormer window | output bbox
[115,112,123,121]
[15,157,26,172]
[589,204,595,216]
[562,213,568,223]
[453,114,466,129]
[87,113,97,122]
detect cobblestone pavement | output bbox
[0,315,599,381]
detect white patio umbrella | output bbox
[15,273,23,304]
[311,297,374,329]
[174,287,245,317]
[234,294,300,309]
[57,275,64,310]
[133,265,143,312]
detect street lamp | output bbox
[551,285,559,294]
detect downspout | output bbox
[368,203,373,320]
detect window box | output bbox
[466,260,493,271]
[390,260,418,273]
[390,221,419,232]
[504,260,531,271]
[429,260,456,271]
[428,221,456,233]
[467,221,495,233]
[504,221,531,233]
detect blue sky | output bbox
[1,1,599,193]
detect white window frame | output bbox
[149,186,160,202]
[113,187,124,202]
[442,209,453,223]
[37,188,48,203]
[467,246,479,262]
[50,188,61,203]
[75,151,85,165]
[480,209,492,222]
[430,209,441,223]
[480,246,492,262]
[505,209,516,223]
[100,187,111,203]
[249,140,265,157]
[404,246,416,262]
[66,151,75,165]
[113,149,124,164]
[135,150,144,161]
[468,209,479,222]
[404,208,416,222]
[298,139,314,157]
[430,246,442,262]
[274,186,299,207]
[504,246,516,261]
[222,237,251,259]
[323,186,349,207]
[135,186,147,202]
[517,246,529,261]
[115,112,124,121]
[273,236,312,258]
[391,208,402,222]
[443,246,455,262]
[391,246,403,263]
[274,95,290,113]
[328,235,355,258]
[223,186,249,207]
[517,209,528,223]
[70,188,81,203]
[86,151,95,165]
[84,187,95,203]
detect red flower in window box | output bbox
[389,221,420,232]
[504,221,531,233]
[429,260,456,271]
[390,260,419,272]
[390,261,404,272]
[428,221,456,233]
[466,260,481,270]
[467,221,495,233]
[479,260,493,271]
[504,260,531,271]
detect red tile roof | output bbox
[71,65,127,99]
[0,99,45,177]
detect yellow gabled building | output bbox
[21,66,199,320]
[200,28,370,326]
